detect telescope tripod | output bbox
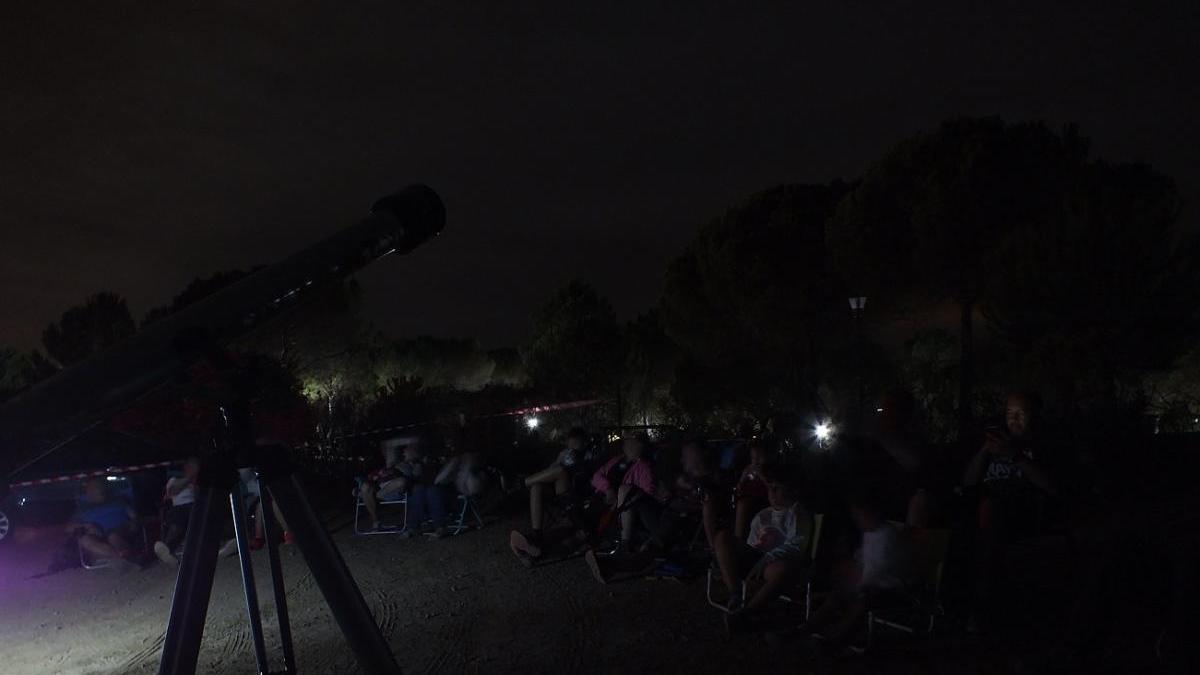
[157,446,400,675]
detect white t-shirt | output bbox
[166,477,195,506]
[746,504,811,562]
[238,468,261,497]
[858,522,910,591]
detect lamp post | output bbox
[848,296,867,424]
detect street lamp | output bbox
[525,416,540,430]
[848,295,868,422]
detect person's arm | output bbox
[963,445,992,487]
[434,456,460,485]
[1015,456,1058,497]
[591,457,615,494]
[166,476,192,498]
[879,434,922,471]
[762,507,812,564]
[631,461,657,500]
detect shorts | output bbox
[735,543,766,575]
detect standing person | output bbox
[962,391,1057,631]
[154,457,200,565]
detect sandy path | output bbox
[2,510,1046,675]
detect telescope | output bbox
[1,184,445,675]
[1,184,444,457]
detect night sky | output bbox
[2,2,1197,352]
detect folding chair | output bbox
[446,494,486,536]
[864,527,951,649]
[707,513,824,615]
[352,479,408,535]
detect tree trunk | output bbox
[958,299,973,441]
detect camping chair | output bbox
[863,527,952,650]
[446,494,486,536]
[707,513,824,615]
[352,478,408,535]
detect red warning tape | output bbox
[9,460,177,488]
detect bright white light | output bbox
[105,475,121,482]
[814,422,833,441]
[876,407,885,413]
[525,417,540,430]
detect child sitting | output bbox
[800,486,912,647]
[715,461,813,632]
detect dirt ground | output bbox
[0,501,1092,675]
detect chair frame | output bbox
[353,484,409,535]
[862,527,951,650]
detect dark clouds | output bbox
[2,2,1197,350]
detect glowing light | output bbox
[814,422,833,442]
[876,407,884,413]
[525,417,540,430]
[105,475,121,482]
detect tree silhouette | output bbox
[828,117,1089,434]
[521,280,621,399]
[41,292,136,367]
[661,182,849,420]
[984,160,1200,403]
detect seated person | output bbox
[644,437,727,552]
[68,477,142,565]
[396,442,452,538]
[154,456,200,566]
[732,441,774,540]
[219,467,292,557]
[962,390,1057,630]
[436,449,489,498]
[360,437,413,531]
[714,462,813,628]
[590,433,662,554]
[800,487,912,646]
[520,428,592,542]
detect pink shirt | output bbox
[591,456,657,499]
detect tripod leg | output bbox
[267,474,401,675]
[158,484,227,675]
[230,485,271,673]
[260,486,297,673]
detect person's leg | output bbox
[714,529,743,592]
[746,559,801,611]
[524,464,566,487]
[554,472,570,496]
[362,481,381,527]
[107,530,132,558]
[702,498,718,549]
[617,485,635,542]
[79,532,118,560]
[530,482,547,532]
[734,498,754,540]
[426,485,450,528]
[822,595,868,641]
[907,489,937,528]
